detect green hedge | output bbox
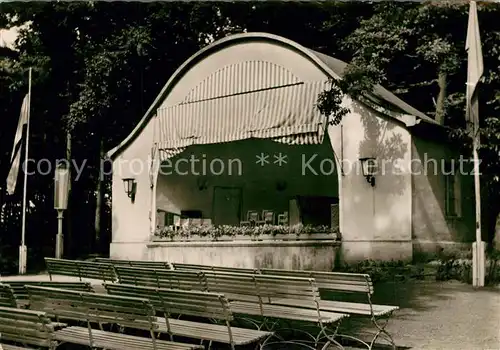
[334,253,500,285]
[435,254,500,285]
[334,260,426,283]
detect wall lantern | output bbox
[196,176,208,191]
[359,157,377,187]
[122,178,137,201]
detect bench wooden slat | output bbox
[172,263,258,275]
[111,259,397,347]
[4,281,93,307]
[44,258,116,282]
[1,344,39,350]
[0,284,17,308]
[0,306,56,348]
[115,266,206,291]
[96,257,172,269]
[195,271,348,326]
[55,326,202,350]
[260,268,374,293]
[104,283,272,348]
[156,317,272,345]
[202,272,258,302]
[28,286,154,327]
[230,300,345,323]
[106,283,229,320]
[114,261,396,318]
[259,267,399,318]
[27,286,201,349]
[268,298,399,317]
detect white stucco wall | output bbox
[411,136,475,256]
[110,37,414,261]
[111,118,155,245]
[328,99,413,260]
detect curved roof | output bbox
[107,32,437,159]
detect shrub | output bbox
[0,245,17,275]
[334,260,425,283]
[435,251,500,285]
[435,259,472,283]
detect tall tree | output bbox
[318,1,500,246]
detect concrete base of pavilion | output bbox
[108,239,472,270]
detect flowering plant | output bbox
[155,223,338,240]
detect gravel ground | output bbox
[338,280,500,350]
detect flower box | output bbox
[153,224,339,242]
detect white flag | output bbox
[465,1,483,137]
[6,94,29,195]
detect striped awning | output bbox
[157,80,330,159]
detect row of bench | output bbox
[0,280,271,350]
[41,257,399,349]
[0,281,93,308]
[109,273,347,346]
[113,266,396,348]
[0,282,91,350]
[0,282,205,350]
[0,278,345,350]
[45,257,397,319]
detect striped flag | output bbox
[6,94,29,195]
[465,0,483,138]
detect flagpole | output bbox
[472,132,484,287]
[466,0,485,287]
[19,67,32,275]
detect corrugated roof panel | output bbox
[158,81,329,154]
[183,61,301,103]
[108,32,438,161]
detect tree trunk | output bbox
[140,60,144,114]
[435,69,447,125]
[94,137,104,254]
[486,195,500,251]
[65,131,72,258]
[0,187,4,222]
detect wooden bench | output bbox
[0,306,59,349]
[44,257,116,282]
[104,283,273,350]
[172,263,258,275]
[26,286,202,350]
[200,272,347,349]
[95,257,173,269]
[2,281,93,308]
[260,268,399,349]
[202,271,261,303]
[0,284,17,308]
[114,266,207,291]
